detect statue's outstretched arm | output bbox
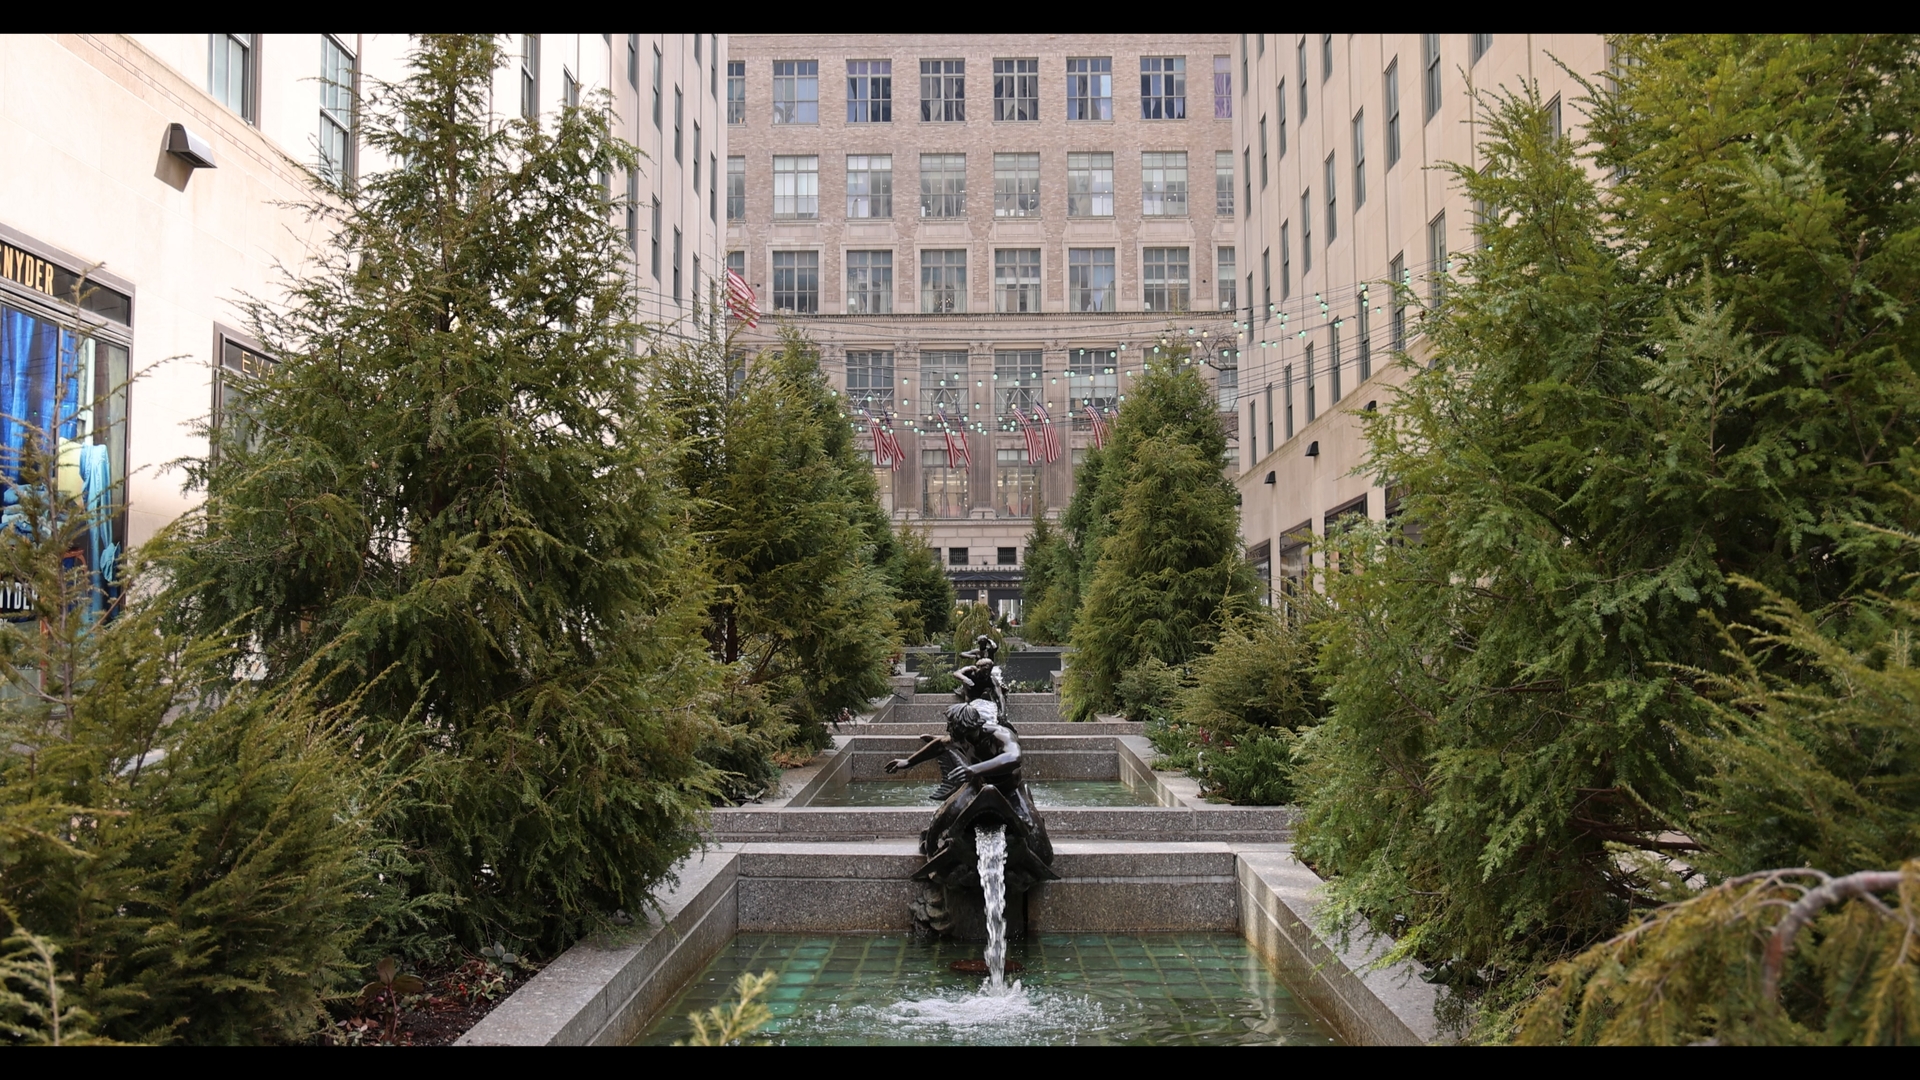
[885,734,949,774]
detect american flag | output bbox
[936,407,971,469]
[1034,403,1062,463]
[866,410,903,472]
[724,268,759,328]
[1012,406,1044,465]
[1084,403,1110,449]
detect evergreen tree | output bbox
[1018,516,1075,644]
[657,329,898,751]
[163,35,721,953]
[1061,351,1256,720]
[1172,605,1326,805]
[0,443,394,1043]
[887,522,953,646]
[1297,35,1920,1035]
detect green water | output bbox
[636,933,1342,1046]
[805,778,1162,808]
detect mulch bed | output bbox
[316,957,537,1047]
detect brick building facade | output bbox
[725,34,1238,621]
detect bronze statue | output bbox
[888,658,1056,937]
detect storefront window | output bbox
[921,447,969,518]
[0,298,130,617]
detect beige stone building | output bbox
[725,33,1239,620]
[0,34,725,612]
[1230,34,1605,603]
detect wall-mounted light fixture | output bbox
[1305,441,1320,458]
[167,123,216,169]
[1263,471,1276,485]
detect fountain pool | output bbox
[633,932,1342,1046]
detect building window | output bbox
[1546,94,1563,140]
[1389,252,1406,351]
[847,60,892,123]
[1279,369,1291,440]
[1385,60,1401,167]
[1471,33,1493,64]
[1067,152,1113,218]
[1258,119,1270,187]
[920,249,967,313]
[773,155,819,219]
[1140,56,1186,120]
[920,59,966,122]
[674,88,684,161]
[993,153,1040,217]
[726,156,745,220]
[772,250,819,313]
[921,349,969,425]
[727,60,745,124]
[1352,111,1366,208]
[1423,34,1441,121]
[1356,298,1372,381]
[693,124,702,192]
[711,153,719,223]
[1278,82,1289,157]
[693,34,701,64]
[518,36,541,120]
[1066,57,1113,121]
[772,60,819,124]
[712,38,720,98]
[1216,352,1238,409]
[210,34,257,123]
[1304,341,1316,422]
[626,170,640,251]
[1068,351,1120,414]
[628,34,639,89]
[1216,150,1235,217]
[1142,247,1190,313]
[995,349,1042,416]
[994,249,1041,313]
[1264,244,1274,310]
[318,35,354,187]
[995,448,1038,518]
[1068,248,1116,312]
[1244,147,1253,207]
[1329,319,1341,403]
[1141,151,1188,216]
[727,249,745,280]
[999,547,1018,565]
[924,450,970,519]
[994,58,1039,121]
[653,46,663,128]
[215,334,270,451]
[1297,38,1308,116]
[672,228,683,302]
[846,250,894,314]
[1300,192,1312,275]
[847,155,893,219]
[1214,55,1232,118]
[1324,153,1338,242]
[919,153,966,218]
[1218,247,1236,311]
[846,349,895,409]
[692,254,701,308]
[1322,33,1333,82]
[1278,226,1290,299]
[565,70,579,109]
[949,547,969,565]
[1428,211,1447,307]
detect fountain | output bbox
[886,646,1059,941]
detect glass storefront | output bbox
[0,238,132,618]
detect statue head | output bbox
[946,701,988,736]
[974,634,997,659]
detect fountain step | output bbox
[705,804,1297,844]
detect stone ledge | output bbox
[1236,849,1447,1046]
[455,848,740,1047]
